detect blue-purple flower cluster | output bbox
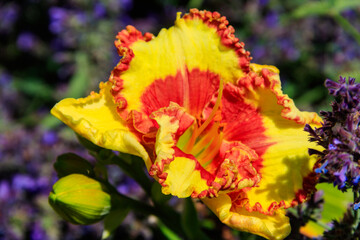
[305,76,360,195]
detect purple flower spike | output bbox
[305,76,360,195]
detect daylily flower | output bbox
[51,9,322,240]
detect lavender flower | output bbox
[0,3,19,33]
[305,76,360,194]
[16,32,37,51]
[93,2,107,19]
[48,7,68,34]
[41,130,58,146]
[265,10,279,28]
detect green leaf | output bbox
[187,0,204,8]
[294,85,326,106]
[303,183,353,235]
[102,207,129,239]
[292,0,360,19]
[181,198,210,240]
[151,181,172,205]
[13,77,54,99]
[65,52,90,99]
[331,0,360,14]
[158,220,182,240]
[319,183,352,222]
[292,1,332,18]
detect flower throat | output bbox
[177,78,224,168]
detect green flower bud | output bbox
[49,174,111,225]
[54,153,95,178]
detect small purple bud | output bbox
[120,0,133,10]
[30,221,47,240]
[354,202,360,210]
[16,32,36,51]
[315,161,329,174]
[42,131,58,146]
[94,2,107,18]
[0,72,12,86]
[252,46,266,61]
[259,0,269,7]
[353,175,360,185]
[328,144,336,150]
[12,174,36,191]
[0,4,19,33]
[48,7,68,34]
[265,11,279,28]
[0,181,11,200]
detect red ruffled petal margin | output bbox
[110,9,253,120]
[110,26,154,117]
[294,161,321,204]
[237,67,322,125]
[183,9,251,73]
[223,67,322,215]
[115,25,154,49]
[228,167,320,216]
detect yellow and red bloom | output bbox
[51,9,322,240]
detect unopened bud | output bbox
[49,174,111,225]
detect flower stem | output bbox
[353,191,360,233]
[113,191,185,237]
[113,153,153,196]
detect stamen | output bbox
[196,77,224,136]
[201,132,224,168]
[183,78,224,153]
[191,122,220,157]
[183,123,198,153]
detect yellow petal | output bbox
[235,64,323,213]
[148,103,210,197]
[51,81,151,168]
[161,156,209,198]
[111,10,250,115]
[202,193,290,240]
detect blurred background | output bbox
[0,0,359,239]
